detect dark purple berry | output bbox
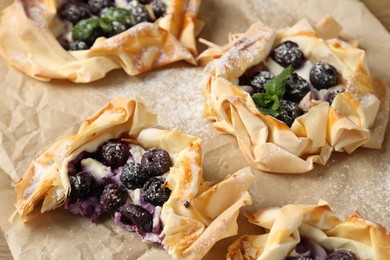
[276,100,302,127]
[238,75,250,86]
[141,148,172,176]
[68,163,78,176]
[326,249,357,260]
[69,41,89,51]
[98,140,130,168]
[59,3,90,25]
[68,151,94,175]
[129,2,150,24]
[58,38,70,51]
[121,162,149,190]
[327,88,345,104]
[100,183,128,212]
[137,0,150,4]
[249,71,274,93]
[70,171,97,198]
[150,0,167,19]
[143,176,171,206]
[119,204,153,232]
[284,73,310,102]
[310,62,339,90]
[272,41,305,69]
[88,0,113,15]
[287,257,314,260]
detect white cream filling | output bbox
[80,158,111,180]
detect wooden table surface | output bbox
[1,0,389,259]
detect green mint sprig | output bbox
[252,65,294,117]
[72,8,134,41]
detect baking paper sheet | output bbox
[0,0,389,259]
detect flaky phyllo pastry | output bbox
[199,16,390,173]
[10,97,254,259]
[227,201,390,260]
[0,0,202,82]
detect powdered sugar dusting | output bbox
[94,66,216,142]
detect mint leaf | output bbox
[99,17,113,34]
[270,95,281,110]
[252,93,270,108]
[259,107,280,117]
[72,18,100,42]
[252,66,294,116]
[264,65,294,97]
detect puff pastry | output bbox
[10,97,253,260]
[227,201,390,260]
[199,16,390,173]
[0,0,201,82]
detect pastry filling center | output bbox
[286,236,358,260]
[55,0,167,50]
[239,40,345,127]
[65,137,172,243]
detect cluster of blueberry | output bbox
[287,249,357,260]
[240,41,343,127]
[67,139,172,234]
[57,0,167,50]
[286,237,357,260]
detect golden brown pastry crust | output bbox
[0,0,200,82]
[11,97,254,260]
[199,17,390,173]
[12,97,157,220]
[227,201,390,260]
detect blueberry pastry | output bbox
[199,16,389,173]
[10,97,254,259]
[227,201,390,260]
[0,0,202,82]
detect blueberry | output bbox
[310,62,339,90]
[88,0,113,15]
[137,0,150,4]
[121,162,149,190]
[97,140,130,168]
[100,183,128,212]
[143,176,171,206]
[119,204,153,232]
[238,75,250,86]
[272,41,305,69]
[70,171,97,198]
[150,0,167,19]
[284,73,310,102]
[286,257,314,260]
[276,100,302,127]
[327,88,345,104]
[69,41,89,51]
[68,151,94,175]
[59,3,90,25]
[249,71,274,93]
[141,148,172,176]
[287,257,314,260]
[58,38,70,51]
[128,2,150,24]
[326,249,357,260]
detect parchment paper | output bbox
[0,0,389,259]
